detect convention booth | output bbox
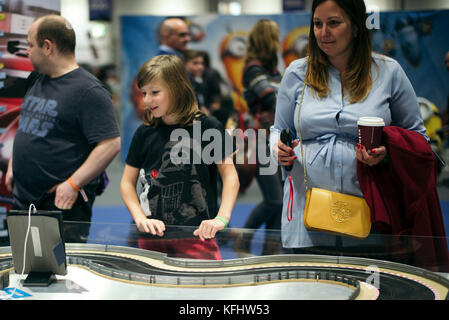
[1,2,449,302]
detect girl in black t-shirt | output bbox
[120,55,239,260]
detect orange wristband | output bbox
[68,177,81,191]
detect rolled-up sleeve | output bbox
[270,60,306,160]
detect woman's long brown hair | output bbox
[245,19,280,71]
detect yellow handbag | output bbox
[303,188,372,239]
[297,82,372,239]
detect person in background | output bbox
[234,19,284,256]
[120,55,239,260]
[156,17,191,59]
[6,15,121,243]
[183,49,208,115]
[199,50,231,117]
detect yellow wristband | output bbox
[214,216,228,228]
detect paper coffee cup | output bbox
[357,117,385,150]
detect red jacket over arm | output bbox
[357,126,449,272]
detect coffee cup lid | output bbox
[357,117,385,126]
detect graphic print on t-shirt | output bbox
[139,168,151,216]
[18,96,58,137]
[143,139,210,226]
[18,96,58,138]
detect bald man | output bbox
[6,15,121,242]
[157,17,191,58]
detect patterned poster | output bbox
[120,10,449,162]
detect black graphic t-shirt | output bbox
[12,68,120,206]
[126,115,234,227]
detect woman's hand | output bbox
[356,143,387,166]
[193,218,226,240]
[136,217,165,236]
[273,139,299,167]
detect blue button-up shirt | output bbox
[270,54,427,248]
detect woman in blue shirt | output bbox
[270,0,426,251]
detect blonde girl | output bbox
[120,55,239,259]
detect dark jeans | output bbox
[240,157,283,254]
[13,192,95,244]
[244,165,283,230]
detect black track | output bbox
[68,253,436,300]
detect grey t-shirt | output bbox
[12,68,120,207]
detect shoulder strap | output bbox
[297,81,309,191]
[242,60,263,76]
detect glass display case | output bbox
[1,220,448,301]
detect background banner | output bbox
[120,10,449,161]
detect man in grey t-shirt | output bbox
[5,15,120,242]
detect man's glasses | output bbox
[177,32,190,38]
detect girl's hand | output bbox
[193,218,226,240]
[273,139,299,167]
[136,218,165,236]
[356,143,387,167]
